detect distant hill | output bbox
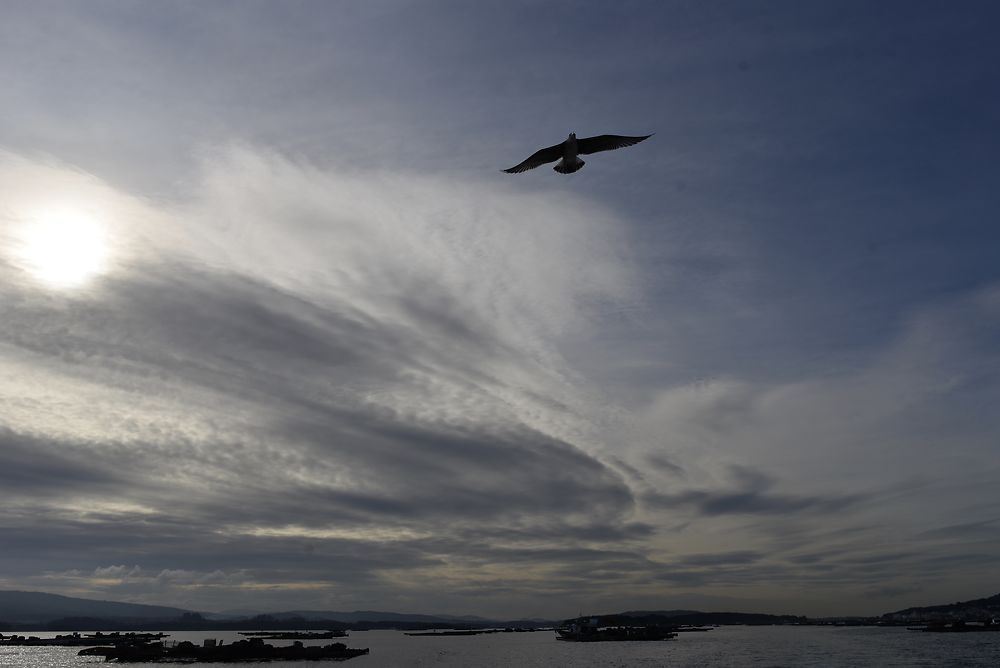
[574,610,807,626]
[883,593,1000,623]
[0,590,192,623]
[262,610,495,624]
[0,592,550,631]
[619,609,702,618]
[210,609,553,630]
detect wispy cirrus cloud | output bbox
[1,138,999,624]
[0,147,649,616]
[2,143,1000,617]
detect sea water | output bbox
[3,626,999,667]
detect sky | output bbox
[1,1,998,619]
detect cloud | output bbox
[614,285,1000,613]
[634,285,1000,493]
[643,464,863,517]
[1,145,999,618]
[0,427,124,495]
[0,147,649,615]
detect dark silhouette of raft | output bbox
[1,631,168,646]
[78,636,369,662]
[238,629,348,639]
[555,623,678,641]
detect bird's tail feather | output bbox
[554,159,585,174]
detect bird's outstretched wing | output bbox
[577,134,653,155]
[503,142,564,173]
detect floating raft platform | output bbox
[79,637,369,662]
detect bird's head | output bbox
[568,132,576,140]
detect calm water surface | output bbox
[3,626,999,667]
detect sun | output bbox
[14,208,111,289]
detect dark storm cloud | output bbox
[643,465,862,517]
[0,500,436,588]
[662,488,860,516]
[0,427,122,494]
[270,416,635,522]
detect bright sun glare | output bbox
[15,208,111,289]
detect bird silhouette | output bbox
[503,132,652,174]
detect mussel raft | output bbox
[78,637,370,662]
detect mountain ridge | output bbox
[4,589,999,628]
[0,590,191,623]
[882,592,1000,622]
[221,609,495,624]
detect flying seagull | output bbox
[503,132,652,174]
